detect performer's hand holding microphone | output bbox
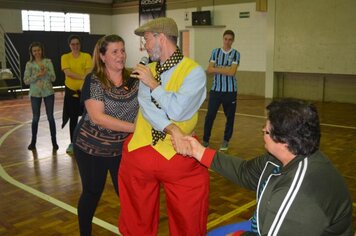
[124,56,149,91]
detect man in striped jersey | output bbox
[178,98,353,235]
[203,30,240,151]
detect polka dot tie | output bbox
[151,48,184,146]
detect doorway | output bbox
[180,30,190,57]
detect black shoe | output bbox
[28,143,36,150]
[53,143,59,150]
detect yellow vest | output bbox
[128,57,199,160]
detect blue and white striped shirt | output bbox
[209,48,240,92]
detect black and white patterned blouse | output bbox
[74,73,139,157]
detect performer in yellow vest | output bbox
[118,17,209,236]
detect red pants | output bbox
[118,135,209,236]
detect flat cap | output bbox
[134,17,178,37]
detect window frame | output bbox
[21,10,90,32]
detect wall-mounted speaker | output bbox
[192,11,211,26]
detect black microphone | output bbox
[130,56,149,77]
[124,56,149,91]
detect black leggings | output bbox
[74,146,121,236]
[63,87,83,143]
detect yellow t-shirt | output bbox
[61,52,92,91]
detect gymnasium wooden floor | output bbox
[0,91,355,235]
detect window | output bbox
[21,10,90,32]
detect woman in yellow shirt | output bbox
[61,35,92,154]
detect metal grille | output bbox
[21,11,90,32]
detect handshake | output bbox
[171,133,206,162]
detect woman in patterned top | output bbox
[24,42,58,150]
[73,35,139,236]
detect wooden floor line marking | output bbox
[0,103,29,109]
[1,109,355,234]
[319,123,356,130]
[0,116,120,235]
[207,200,256,230]
[3,155,57,168]
[199,108,356,130]
[0,116,25,124]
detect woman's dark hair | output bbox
[266,98,320,156]
[67,34,81,45]
[28,42,45,61]
[92,34,129,89]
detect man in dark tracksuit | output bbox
[179,99,353,235]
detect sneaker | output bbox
[219,140,228,151]
[66,143,74,154]
[202,141,209,147]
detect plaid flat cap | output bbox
[134,17,178,37]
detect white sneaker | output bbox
[66,143,74,154]
[219,141,228,151]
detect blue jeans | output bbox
[30,94,56,143]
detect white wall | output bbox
[0,9,22,33]
[111,3,267,70]
[274,0,356,75]
[202,3,268,71]
[111,8,198,67]
[2,2,355,101]
[0,4,268,70]
[90,14,112,35]
[0,9,22,68]
[0,10,112,68]
[112,13,142,67]
[0,4,269,96]
[0,9,112,35]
